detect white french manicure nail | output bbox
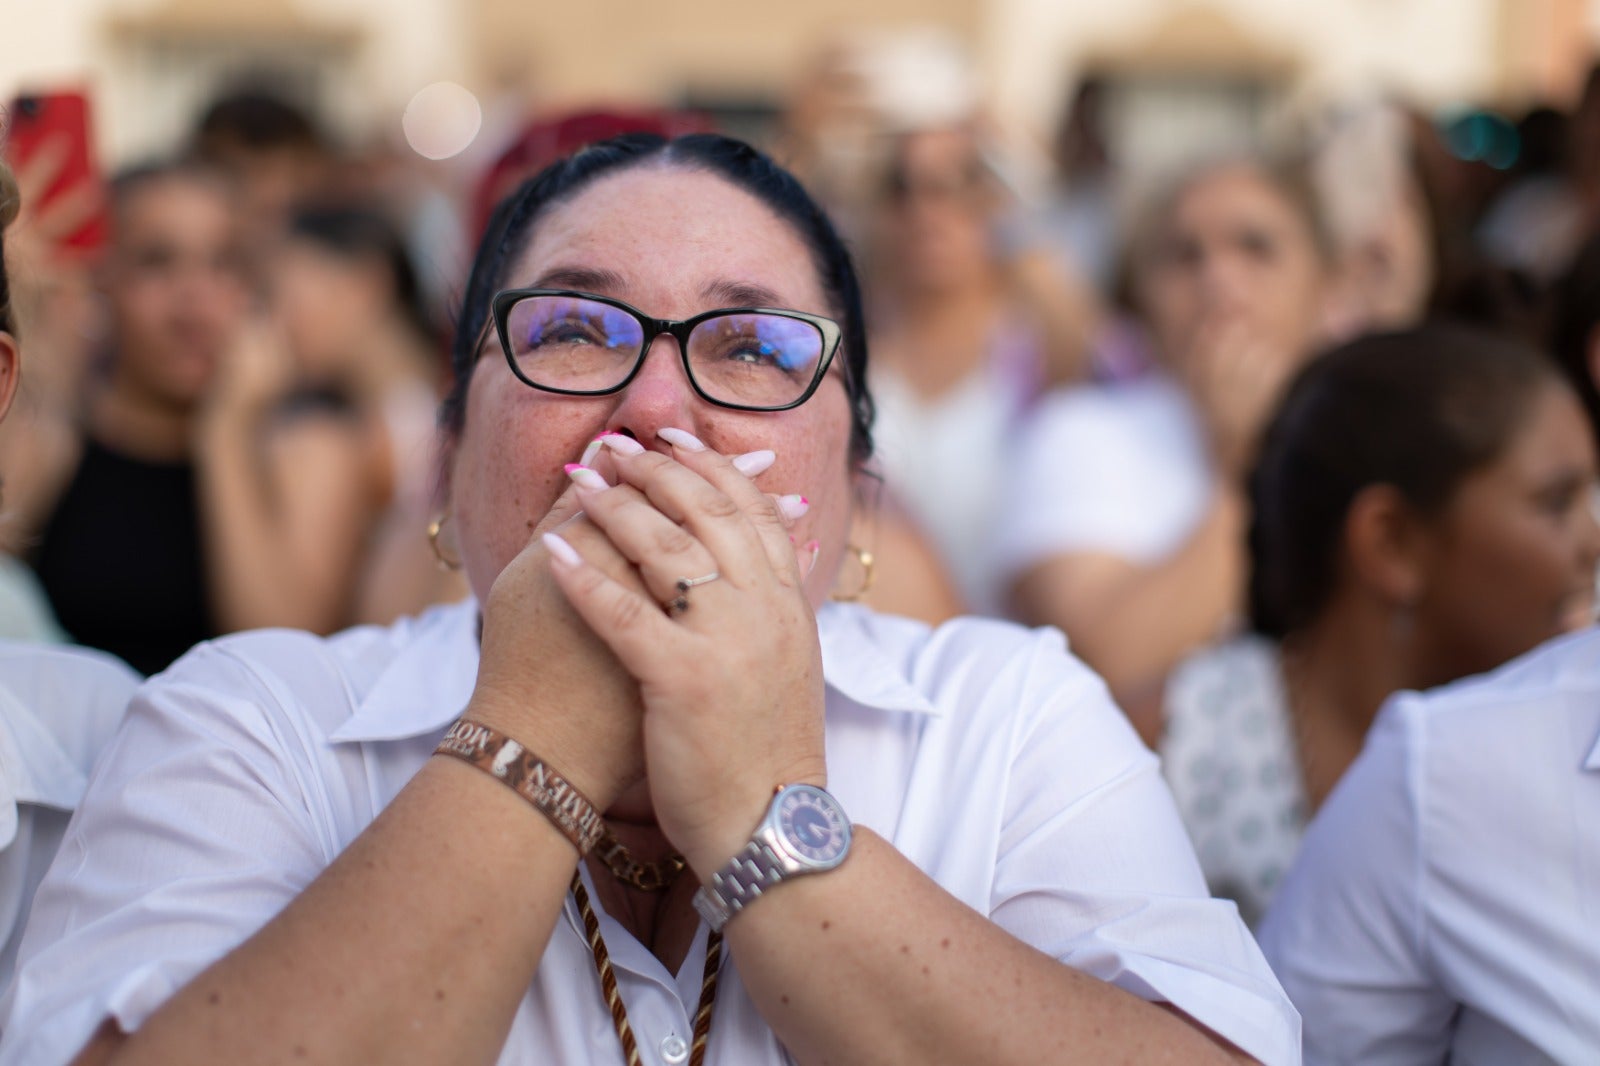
[598,432,645,456]
[543,532,582,568]
[658,427,706,452]
[580,438,604,467]
[733,449,776,476]
[777,494,810,521]
[564,464,609,492]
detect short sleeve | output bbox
[987,633,1301,1065]
[994,382,1212,580]
[0,644,338,1066]
[1257,695,1457,1064]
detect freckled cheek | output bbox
[452,384,603,583]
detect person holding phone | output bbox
[7,155,403,673]
[1,133,1296,1065]
[7,161,250,675]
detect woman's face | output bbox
[448,166,857,607]
[878,128,998,294]
[1139,165,1327,367]
[105,177,248,407]
[1414,383,1600,681]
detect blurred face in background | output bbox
[1413,381,1600,682]
[878,127,1001,296]
[271,237,384,381]
[105,174,248,409]
[1138,163,1328,368]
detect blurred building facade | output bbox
[2,0,1597,169]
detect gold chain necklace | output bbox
[572,872,723,1066]
[596,830,688,893]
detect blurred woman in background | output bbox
[1001,154,1334,730]
[6,166,454,676]
[11,162,250,674]
[252,204,462,626]
[1162,325,1599,926]
[868,120,1097,614]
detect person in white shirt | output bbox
[0,133,1296,1066]
[1002,155,1335,736]
[0,160,142,991]
[1162,325,1600,928]
[1258,626,1600,1063]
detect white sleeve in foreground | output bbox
[988,637,1301,1065]
[1257,696,1455,1064]
[0,644,335,1066]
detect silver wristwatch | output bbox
[692,784,852,932]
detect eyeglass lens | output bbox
[503,294,825,408]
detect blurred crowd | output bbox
[3,28,1600,1058]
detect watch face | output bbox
[775,785,851,867]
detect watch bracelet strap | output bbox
[693,839,782,932]
[435,718,605,855]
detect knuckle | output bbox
[749,500,788,532]
[697,491,742,521]
[605,589,650,632]
[651,523,698,556]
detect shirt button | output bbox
[660,1033,689,1064]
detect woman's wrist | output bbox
[433,718,606,855]
[677,768,830,880]
[459,689,632,813]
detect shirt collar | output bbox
[328,600,482,743]
[328,599,940,746]
[815,602,942,718]
[0,685,92,848]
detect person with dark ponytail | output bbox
[1160,324,1600,927]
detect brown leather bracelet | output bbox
[435,718,605,855]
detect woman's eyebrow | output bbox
[702,279,784,308]
[531,266,627,293]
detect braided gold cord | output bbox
[573,873,642,1066]
[571,872,725,1066]
[690,930,723,1060]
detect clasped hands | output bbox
[467,428,830,879]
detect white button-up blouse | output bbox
[1259,627,1600,1064]
[0,601,1299,1065]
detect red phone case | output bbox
[3,89,107,255]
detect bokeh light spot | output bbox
[403,82,482,161]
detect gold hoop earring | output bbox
[830,545,876,603]
[427,511,462,571]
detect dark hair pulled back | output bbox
[442,132,874,464]
[1248,323,1564,638]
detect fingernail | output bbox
[564,464,609,492]
[598,431,645,456]
[658,427,706,452]
[777,494,809,521]
[580,437,604,466]
[732,449,776,476]
[542,532,582,569]
[803,539,821,577]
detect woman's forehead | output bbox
[508,167,827,314]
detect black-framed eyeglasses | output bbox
[479,289,844,412]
